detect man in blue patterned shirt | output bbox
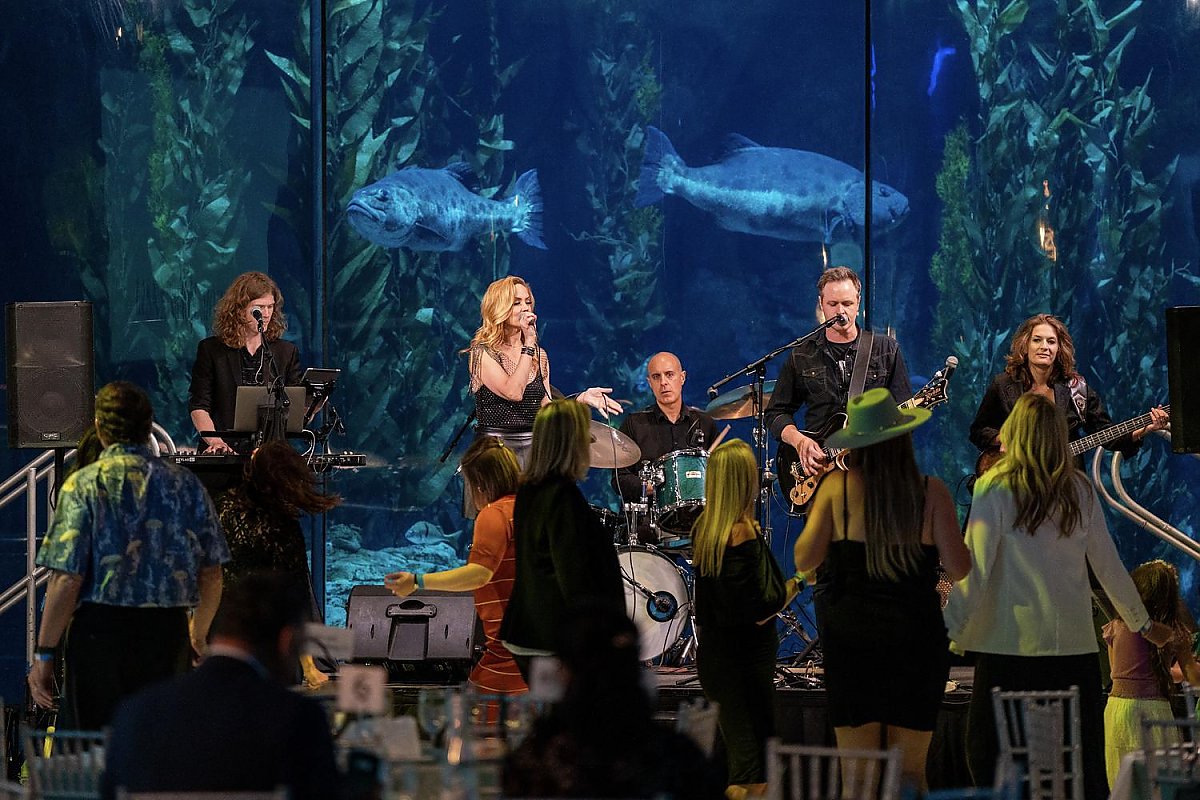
[28,381,229,729]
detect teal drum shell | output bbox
[654,448,708,535]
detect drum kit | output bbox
[585,382,780,664]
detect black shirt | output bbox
[613,404,720,502]
[765,329,911,444]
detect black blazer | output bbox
[101,655,338,800]
[188,336,302,436]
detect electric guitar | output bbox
[973,404,1169,477]
[776,357,958,516]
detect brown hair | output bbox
[95,381,154,444]
[1003,314,1078,387]
[1132,560,1185,699]
[213,272,288,348]
[523,399,590,484]
[243,440,341,519]
[460,436,521,506]
[856,433,927,581]
[817,266,861,298]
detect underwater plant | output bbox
[569,3,666,491]
[937,0,1195,548]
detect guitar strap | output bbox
[1068,375,1088,423]
[848,329,875,402]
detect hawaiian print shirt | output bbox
[37,443,229,606]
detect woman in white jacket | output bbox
[944,393,1172,799]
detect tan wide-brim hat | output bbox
[825,387,931,450]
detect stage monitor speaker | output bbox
[1167,306,1200,453]
[5,301,94,449]
[346,585,482,679]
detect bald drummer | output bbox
[613,352,720,504]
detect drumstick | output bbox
[708,425,731,453]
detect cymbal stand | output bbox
[706,317,843,543]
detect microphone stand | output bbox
[255,317,289,448]
[705,316,844,542]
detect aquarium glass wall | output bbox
[2,0,1199,700]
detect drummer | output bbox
[614,352,720,511]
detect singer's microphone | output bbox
[707,386,719,400]
[251,308,264,331]
[835,312,849,326]
[942,355,959,381]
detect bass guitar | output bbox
[776,356,958,516]
[973,404,1169,477]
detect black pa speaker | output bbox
[1167,306,1200,454]
[346,585,482,681]
[5,301,95,448]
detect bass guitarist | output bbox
[765,266,912,484]
[969,313,1169,473]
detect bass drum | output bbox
[616,546,690,661]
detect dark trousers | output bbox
[697,625,778,785]
[966,652,1107,800]
[61,603,190,730]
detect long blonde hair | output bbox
[857,434,926,581]
[692,440,758,577]
[523,399,590,484]
[988,393,1084,536]
[467,276,534,352]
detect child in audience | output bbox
[1103,559,1200,785]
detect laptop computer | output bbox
[231,385,308,434]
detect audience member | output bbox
[385,436,527,694]
[693,440,799,800]
[503,604,723,799]
[1103,559,1200,785]
[499,399,624,680]
[794,388,970,792]
[216,439,340,688]
[28,381,227,730]
[102,572,338,800]
[944,393,1171,799]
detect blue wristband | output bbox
[34,652,54,662]
[415,573,425,590]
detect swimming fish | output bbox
[346,163,547,251]
[635,127,909,244]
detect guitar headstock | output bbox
[907,356,958,411]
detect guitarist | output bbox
[969,314,1169,472]
[765,266,912,480]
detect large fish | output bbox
[635,127,909,243]
[346,163,547,251]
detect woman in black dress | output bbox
[794,388,970,793]
[693,439,800,800]
[216,440,340,688]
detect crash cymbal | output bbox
[588,420,642,469]
[704,380,777,420]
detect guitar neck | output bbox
[1069,405,1168,456]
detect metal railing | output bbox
[0,424,177,666]
[1091,430,1200,563]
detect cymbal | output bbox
[588,420,641,469]
[705,380,777,420]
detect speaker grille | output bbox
[6,301,95,448]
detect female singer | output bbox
[189,271,301,454]
[693,439,799,800]
[794,388,970,793]
[384,436,527,694]
[946,393,1170,798]
[969,313,1167,471]
[467,276,620,465]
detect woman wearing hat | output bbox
[693,439,802,800]
[945,393,1167,799]
[794,387,970,793]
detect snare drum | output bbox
[653,448,708,535]
[616,546,690,661]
